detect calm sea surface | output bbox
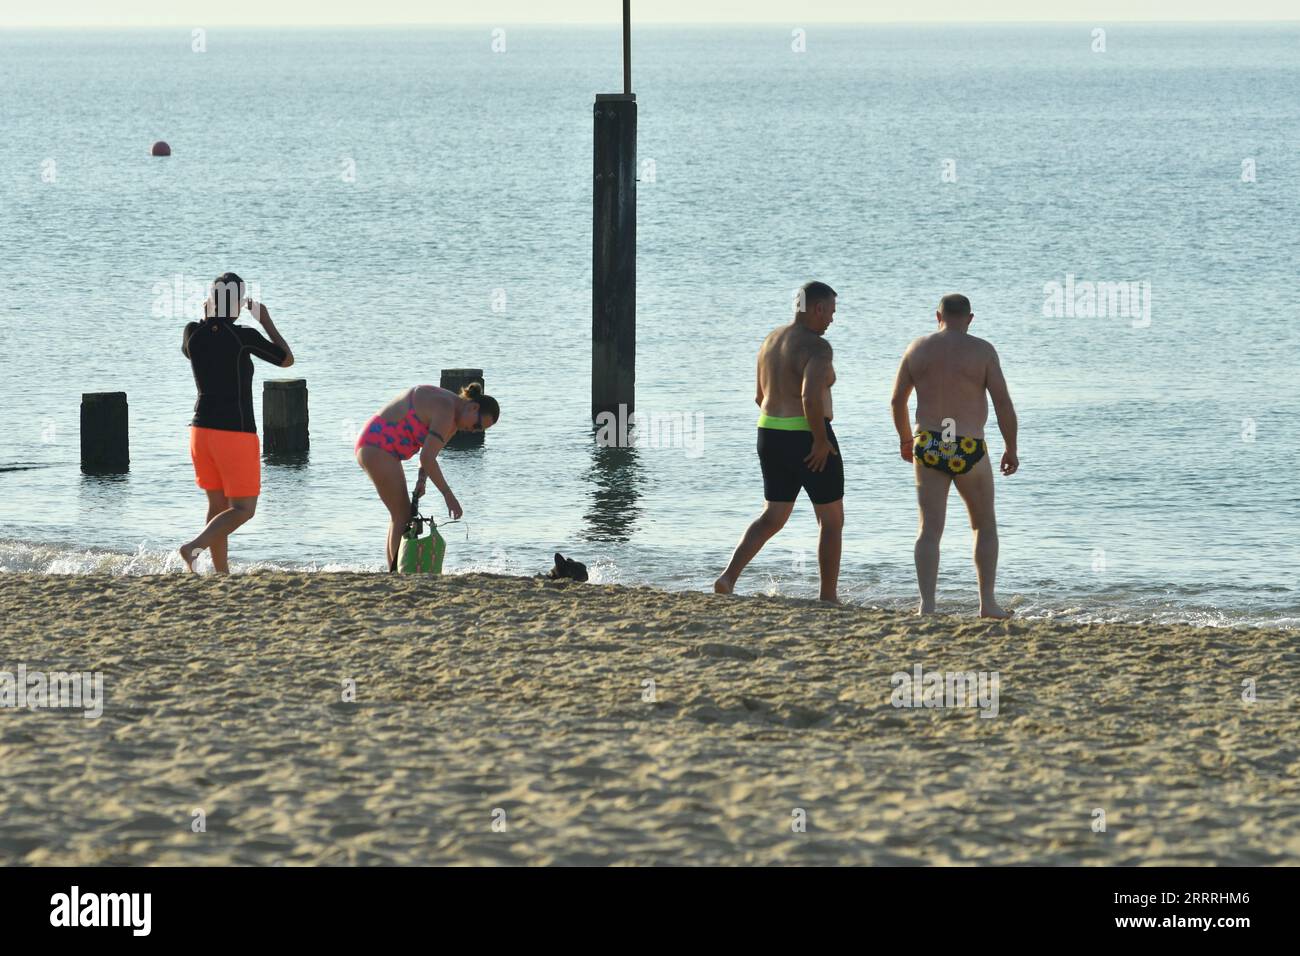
[1,24,1298,626]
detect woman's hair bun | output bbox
[459,381,484,400]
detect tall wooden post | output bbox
[80,392,129,473]
[263,379,309,454]
[440,368,486,448]
[592,4,636,423]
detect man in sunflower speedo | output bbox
[715,281,844,603]
[890,294,1020,618]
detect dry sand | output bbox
[0,572,1296,866]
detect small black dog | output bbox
[547,552,589,582]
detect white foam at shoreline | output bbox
[0,537,1294,629]
[0,538,373,576]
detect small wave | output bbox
[0,539,375,576]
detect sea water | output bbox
[1,24,1298,626]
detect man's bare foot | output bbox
[713,576,735,595]
[819,594,841,605]
[979,603,1013,620]
[179,544,202,572]
[917,601,938,616]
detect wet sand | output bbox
[0,572,1296,865]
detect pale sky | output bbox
[3,1,1297,27]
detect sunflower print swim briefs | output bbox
[913,430,987,476]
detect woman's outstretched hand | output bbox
[443,491,463,520]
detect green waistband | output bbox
[757,414,811,431]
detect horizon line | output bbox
[4,18,1300,28]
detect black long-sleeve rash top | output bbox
[182,318,288,433]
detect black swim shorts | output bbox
[757,419,844,505]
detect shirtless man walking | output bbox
[715,281,843,602]
[890,294,1019,617]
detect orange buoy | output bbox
[150,141,171,157]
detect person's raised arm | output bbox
[801,341,836,472]
[890,349,916,462]
[986,348,1019,476]
[245,299,294,368]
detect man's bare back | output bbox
[890,294,1019,619]
[757,324,835,420]
[903,328,997,437]
[717,281,843,602]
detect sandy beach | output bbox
[0,572,1296,866]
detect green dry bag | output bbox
[396,491,446,574]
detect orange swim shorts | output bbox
[190,426,261,498]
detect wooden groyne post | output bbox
[263,379,309,454]
[80,392,129,473]
[440,368,486,448]
[592,1,636,422]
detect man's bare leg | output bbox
[179,496,258,572]
[812,499,843,603]
[714,500,794,594]
[953,456,1010,618]
[914,464,951,614]
[203,490,231,573]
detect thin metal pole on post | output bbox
[593,2,637,424]
[622,0,631,95]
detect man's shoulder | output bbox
[763,321,801,339]
[905,332,937,355]
[788,324,831,350]
[234,322,269,342]
[788,328,832,362]
[763,323,825,349]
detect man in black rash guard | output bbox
[184,308,289,431]
[178,272,294,572]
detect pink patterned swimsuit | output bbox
[355,388,445,461]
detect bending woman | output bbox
[355,382,499,570]
[179,272,294,572]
